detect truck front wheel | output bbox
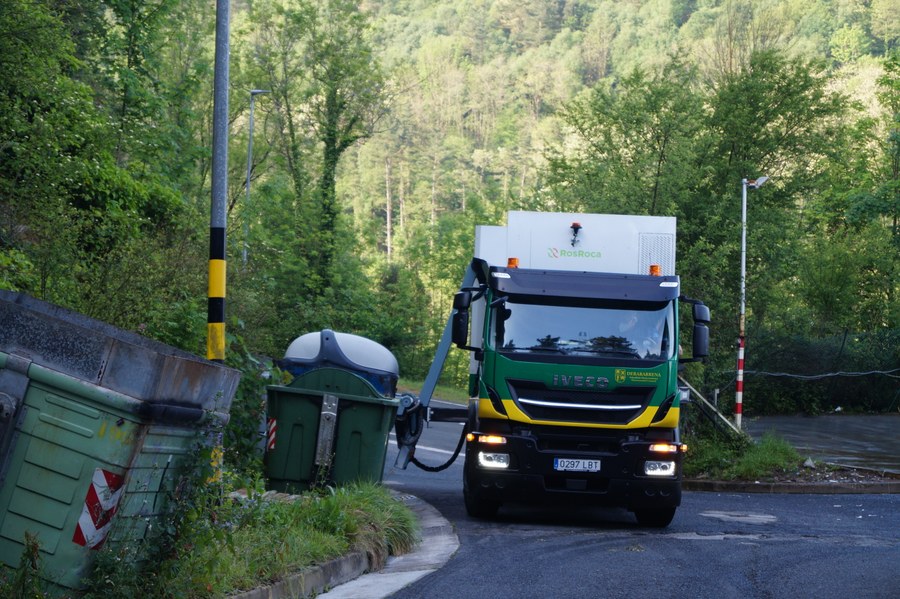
[463,476,500,519]
[463,452,500,519]
[634,507,676,528]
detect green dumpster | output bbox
[0,291,240,593]
[265,331,399,493]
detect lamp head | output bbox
[748,176,769,189]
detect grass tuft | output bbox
[685,431,801,481]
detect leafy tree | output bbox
[870,0,900,52]
[247,0,385,289]
[546,59,703,216]
[308,0,387,279]
[830,24,871,65]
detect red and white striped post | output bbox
[735,176,768,429]
[735,335,745,429]
[267,417,277,451]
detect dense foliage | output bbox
[1,0,898,419]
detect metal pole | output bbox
[735,178,748,429]
[735,175,767,429]
[243,90,269,268]
[207,0,230,363]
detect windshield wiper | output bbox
[576,348,640,357]
[525,345,568,353]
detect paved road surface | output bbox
[379,411,900,599]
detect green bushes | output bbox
[742,328,900,415]
[684,431,802,481]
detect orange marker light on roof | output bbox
[507,257,519,268]
[649,264,661,276]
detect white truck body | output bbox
[475,211,676,275]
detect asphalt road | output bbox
[382,409,900,599]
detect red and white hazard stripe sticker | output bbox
[72,468,125,550]
[267,418,277,451]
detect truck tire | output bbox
[463,447,500,519]
[463,476,500,519]
[634,507,676,528]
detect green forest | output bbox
[1,0,898,417]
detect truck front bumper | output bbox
[465,432,683,510]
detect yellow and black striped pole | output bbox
[207,0,230,363]
[207,227,226,362]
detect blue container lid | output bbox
[277,330,399,396]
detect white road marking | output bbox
[699,511,777,525]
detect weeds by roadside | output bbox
[684,430,802,480]
[0,533,46,598]
[173,481,418,597]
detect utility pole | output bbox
[207,0,230,363]
[736,175,768,429]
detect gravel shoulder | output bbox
[684,462,900,494]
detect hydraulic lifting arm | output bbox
[393,263,478,469]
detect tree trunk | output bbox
[385,156,393,261]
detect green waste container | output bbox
[0,291,240,594]
[265,331,399,493]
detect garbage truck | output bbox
[394,211,709,527]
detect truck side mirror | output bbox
[453,290,472,310]
[692,302,710,358]
[693,303,710,324]
[451,291,472,347]
[679,298,710,363]
[692,323,709,358]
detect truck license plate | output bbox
[553,458,600,472]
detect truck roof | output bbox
[488,266,680,302]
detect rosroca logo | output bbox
[547,247,602,259]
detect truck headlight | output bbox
[478,452,510,469]
[644,460,675,476]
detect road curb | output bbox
[229,550,369,599]
[316,491,459,598]
[229,491,458,599]
[684,479,900,494]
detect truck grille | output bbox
[506,379,652,425]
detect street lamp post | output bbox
[735,175,768,430]
[243,89,269,267]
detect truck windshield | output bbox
[490,297,675,361]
